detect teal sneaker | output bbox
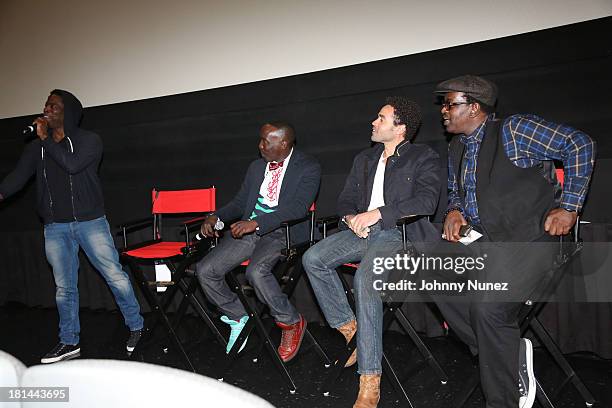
[220,315,249,354]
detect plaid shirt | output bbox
[448,114,596,225]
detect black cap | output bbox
[434,75,498,106]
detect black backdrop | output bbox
[1,18,611,358]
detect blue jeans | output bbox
[195,229,300,325]
[302,224,403,375]
[44,216,143,345]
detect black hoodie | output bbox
[0,90,105,224]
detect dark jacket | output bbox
[0,90,105,224]
[215,149,321,244]
[448,118,557,242]
[337,140,441,252]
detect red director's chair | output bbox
[119,187,222,372]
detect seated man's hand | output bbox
[347,209,381,238]
[200,215,219,238]
[544,208,578,236]
[443,210,467,242]
[230,220,258,239]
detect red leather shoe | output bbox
[276,315,307,362]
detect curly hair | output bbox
[385,96,422,140]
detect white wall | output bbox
[1,0,610,119]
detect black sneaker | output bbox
[126,328,144,353]
[41,343,80,364]
[519,338,536,408]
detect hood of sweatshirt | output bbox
[50,89,83,138]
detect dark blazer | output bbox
[215,149,321,243]
[337,140,441,252]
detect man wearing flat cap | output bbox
[434,75,595,408]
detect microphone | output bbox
[22,124,37,135]
[194,218,225,241]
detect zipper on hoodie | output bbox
[41,147,55,220]
[66,136,77,221]
[41,137,77,222]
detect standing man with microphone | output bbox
[0,90,144,363]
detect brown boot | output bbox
[353,374,381,408]
[337,320,357,367]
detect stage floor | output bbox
[1,302,610,407]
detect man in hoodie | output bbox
[302,97,441,408]
[0,90,144,364]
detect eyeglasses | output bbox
[441,101,471,110]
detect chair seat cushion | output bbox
[124,241,185,259]
[241,260,250,266]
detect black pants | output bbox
[433,234,557,408]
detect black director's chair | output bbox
[453,225,593,407]
[317,215,448,407]
[454,168,596,408]
[173,203,331,393]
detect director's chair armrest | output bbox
[317,215,341,239]
[317,215,340,225]
[396,215,424,252]
[280,214,310,228]
[279,211,316,258]
[117,217,153,232]
[182,215,209,228]
[179,214,216,252]
[117,217,154,249]
[396,214,422,226]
